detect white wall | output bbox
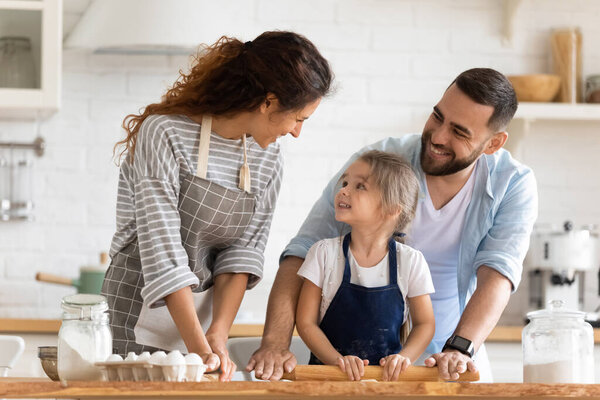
[1,0,600,324]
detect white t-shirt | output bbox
[406,160,478,353]
[298,236,435,323]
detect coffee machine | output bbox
[525,221,599,312]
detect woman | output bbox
[102,31,333,381]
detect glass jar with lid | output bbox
[522,300,594,383]
[0,37,36,89]
[57,294,112,383]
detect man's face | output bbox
[420,84,496,176]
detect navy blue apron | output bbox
[309,233,405,365]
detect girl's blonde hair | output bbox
[357,150,420,238]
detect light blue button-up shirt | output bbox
[282,134,538,352]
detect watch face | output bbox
[453,336,471,348]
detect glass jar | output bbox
[57,294,112,383]
[585,75,600,103]
[522,300,594,383]
[0,37,36,89]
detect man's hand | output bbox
[246,345,297,381]
[206,332,236,382]
[379,354,411,381]
[424,350,477,380]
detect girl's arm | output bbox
[399,294,435,362]
[295,279,343,365]
[206,272,250,381]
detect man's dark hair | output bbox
[451,68,518,132]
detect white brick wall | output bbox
[1,0,599,324]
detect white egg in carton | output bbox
[95,350,207,382]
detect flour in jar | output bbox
[58,329,109,382]
[523,359,595,383]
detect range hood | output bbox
[64,0,257,54]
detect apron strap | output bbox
[388,237,398,285]
[341,233,352,283]
[341,232,398,285]
[196,115,212,179]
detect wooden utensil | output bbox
[281,365,479,382]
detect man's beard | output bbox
[420,130,484,176]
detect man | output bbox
[246,68,538,381]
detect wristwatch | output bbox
[442,335,474,358]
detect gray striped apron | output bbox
[102,116,256,356]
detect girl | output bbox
[296,150,435,381]
[102,31,333,381]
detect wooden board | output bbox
[1,379,600,399]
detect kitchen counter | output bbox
[1,379,599,399]
[2,319,600,343]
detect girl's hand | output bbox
[336,355,369,381]
[206,332,236,381]
[200,352,221,373]
[379,354,411,381]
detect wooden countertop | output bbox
[1,379,599,399]
[1,319,599,343]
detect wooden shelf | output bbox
[514,102,600,122]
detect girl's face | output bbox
[334,160,386,228]
[250,97,321,148]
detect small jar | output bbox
[523,300,594,383]
[585,75,600,103]
[57,294,112,383]
[0,37,36,88]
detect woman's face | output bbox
[251,98,321,148]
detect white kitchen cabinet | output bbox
[0,0,62,120]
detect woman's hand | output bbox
[336,355,369,381]
[199,352,221,373]
[380,354,411,381]
[206,332,236,381]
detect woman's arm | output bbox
[165,287,218,367]
[206,272,249,381]
[296,279,342,365]
[399,294,435,362]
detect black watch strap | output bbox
[442,335,474,358]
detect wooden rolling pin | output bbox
[281,365,479,382]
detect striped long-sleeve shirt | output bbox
[109,114,283,308]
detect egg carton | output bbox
[95,350,207,382]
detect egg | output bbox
[163,350,185,366]
[184,353,203,365]
[184,353,207,382]
[137,351,151,362]
[106,354,123,362]
[124,352,138,362]
[149,351,167,365]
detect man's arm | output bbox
[426,162,538,380]
[245,256,304,380]
[424,266,511,380]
